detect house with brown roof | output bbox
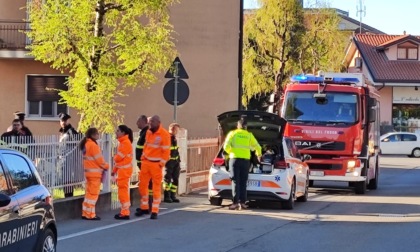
[345,33,420,132]
[0,0,241,138]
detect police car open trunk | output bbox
[216,110,287,173]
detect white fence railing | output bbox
[0,132,218,208]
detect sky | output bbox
[244,0,420,35]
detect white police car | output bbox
[0,148,57,252]
[208,111,310,209]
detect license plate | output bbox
[310,170,324,176]
[247,180,261,187]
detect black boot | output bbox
[164,191,173,203]
[170,192,180,203]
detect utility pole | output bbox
[356,0,366,34]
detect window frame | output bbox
[397,44,418,60]
[25,74,69,120]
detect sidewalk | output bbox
[56,191,212,238]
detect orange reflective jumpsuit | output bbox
[113,134,133,216]
[139,125,170,214]
[82,139,109,219]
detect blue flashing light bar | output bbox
[290,74,360,84]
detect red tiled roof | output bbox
[376,35,420,49]
[355,34,420,83]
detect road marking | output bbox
[58,209,180,241]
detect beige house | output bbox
[0,0,241,138]
[345,33,420,133]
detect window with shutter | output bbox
[26,75,69,118]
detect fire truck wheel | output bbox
[411,148,420,158]
[281,179,296,210]
[367,161,379,190]
[355,180,367,194]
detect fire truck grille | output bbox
[294,141,345,151]
[309,163,342,170]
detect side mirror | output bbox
[301,154,311,162]
[0,193,11,207]
[369,108,376,123]
[368,97,377,107]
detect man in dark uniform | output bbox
[58,113,80,198]
[163,123,181,203]
[1,119,34,155]
[135,115,153,213]
[7,111,32,136]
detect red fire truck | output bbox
[280,72,380,194]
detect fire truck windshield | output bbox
[283,92,358,124]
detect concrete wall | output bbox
[0,0,240,138]
[0,0,26,21]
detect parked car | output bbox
[380,132,420,157]
[0,148,57,252]
[208,111,310,210]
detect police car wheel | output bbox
[36,228,56,252]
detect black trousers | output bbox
[229,158,250,204]
[164,160,181,186]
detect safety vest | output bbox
[169,134,180,161]
[141,125,171,167]
[223,129,261,159]
[113,135,133,177]
[83,139,109,178]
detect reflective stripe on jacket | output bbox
[83,138,109,178]
[169,134,180,161]
[113,135,133,177]
[223,129,261,159]
[141,125,171,167]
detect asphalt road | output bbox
[57,155,420,252]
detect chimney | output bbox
[403,30,406,35]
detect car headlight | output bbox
[346,160,356,172]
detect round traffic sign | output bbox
[163,79,190,106]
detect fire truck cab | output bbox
[280,72,380,194]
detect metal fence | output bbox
[0,21,30,50]
[186,138,219,192]
[0,132,218,208]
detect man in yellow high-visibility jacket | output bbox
[223,117,261,210]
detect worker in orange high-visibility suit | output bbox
[112,125,134,220]
[80,128,109,220]
[135,115,170,220]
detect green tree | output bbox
[243,0,305,113]
[242,0,348,112]
[27,0,176,132]
[299,2,349,74]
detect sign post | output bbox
[164,57,189,122]
[174,61,179,122]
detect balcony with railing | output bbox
[0,20,33,58]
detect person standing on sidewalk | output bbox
[136,115,170,220]
[223,117,261,210]
[163,123,181,203]
[58,112,80,198]
[80,128,109,220]
[135,115,153,211]
[112,125,134,220]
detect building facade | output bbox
[345,33,420,133]
[0,0,241,137]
